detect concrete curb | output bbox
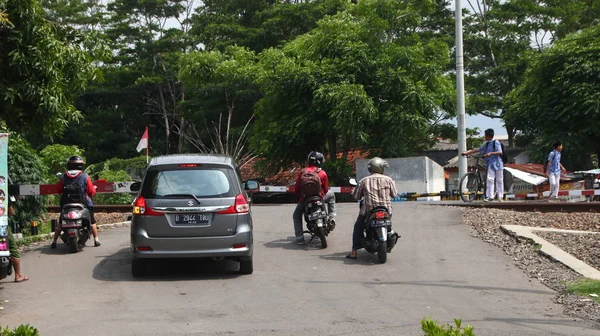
[501,224,600,280]
[16,221,131,252]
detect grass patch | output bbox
[567,279,600,303]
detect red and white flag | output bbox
[136,127,148,153]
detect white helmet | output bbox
[367,157,389,174]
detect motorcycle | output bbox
[58,203,92,253]
[0,232,12,280]
[349,178,399,263]
[0,195,14,280]
[303,195,336,249]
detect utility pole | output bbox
[455,0,468,186]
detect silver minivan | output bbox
[129,154,259,277]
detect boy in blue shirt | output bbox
[462,128,504,202]
[545,142,566,199]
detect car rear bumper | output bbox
[130,223,253,259]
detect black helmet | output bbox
[67,156,85,171]
[367,157,389,174]
[307,151,325,167]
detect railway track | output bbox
[436,201,600,213]
[46,201,600,213]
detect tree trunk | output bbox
[178,90,185,153]
[157,84,170,154]
[328,135,337,162]
[506,123,515,148]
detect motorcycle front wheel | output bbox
[377,241,387,264]
[317,227,327,249]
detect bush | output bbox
[0,324,39,336]
[93,168,134,205]
[322,158,353,186]
[39,144,85,180]
[86,156,148,180]
[421,318,475,336]
[2,128,48,234]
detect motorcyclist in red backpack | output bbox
[50,156,101,248]
[292,151,336,245]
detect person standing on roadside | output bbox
[544,141,566,199]
[462,128,504,202]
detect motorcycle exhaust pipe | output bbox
[387,231,399,251]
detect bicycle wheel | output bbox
[460,172,483,202]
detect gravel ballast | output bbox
[536,231,600,272]
[462,207,600,322]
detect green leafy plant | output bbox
[322,158,353,186]
[0,324,40,336]
[39,144,85,179]
[421,317,475,336]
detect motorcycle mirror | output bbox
[130,182,141,192]
[349,178,357,186]
[56,172,63,178]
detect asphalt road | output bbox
[1,204,599,336]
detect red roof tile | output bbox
[240,149,372,185]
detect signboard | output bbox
[0,133,9,256]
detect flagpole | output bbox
[145,127,149,164]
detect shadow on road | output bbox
[92,248,243,282]
[318,251,384,266]
[263,236,326,250]
[302,279,554,295]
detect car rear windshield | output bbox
[141,167,238,198]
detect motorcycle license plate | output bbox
[308,212,323,220]
[175,214,210,225]
[63,220,81,228]
[371,220,390,228]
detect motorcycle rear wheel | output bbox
[377,241,387,264]
[68,236,79,253]
[317,227,327,249]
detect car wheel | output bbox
[239,257,253,275]
[132,258,148,278]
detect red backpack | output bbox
[300,168,322,198]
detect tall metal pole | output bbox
[455,0,468,185]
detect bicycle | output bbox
[459,155,487,202]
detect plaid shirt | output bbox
[352,173,398,216]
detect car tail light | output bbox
[375,211,386,219]
[232,244,246,249]
[132,196,162,216]
[217,194,249,214]
[179,164,199,167]
[136,246,152,251]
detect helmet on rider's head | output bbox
[307,151,325,167]
[67,156,85,171]
[367,157,389,174]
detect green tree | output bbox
[250,0,453,169]
[506,25,600,169]
[0,0,97,138]
[179,46,261,166]
[39,144,85,178]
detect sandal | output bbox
[345,253,357,260]
[15,276,29,283]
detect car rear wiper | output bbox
[162,194,201,204]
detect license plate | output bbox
[308,211,324,220]
[371,220,390,228]
[175,214,210,225]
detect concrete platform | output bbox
[501,225,600,280]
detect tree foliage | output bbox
[0,0,97,138]
[506,25,600,169]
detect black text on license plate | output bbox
[175,214,210,225]
[371,220,389,227]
